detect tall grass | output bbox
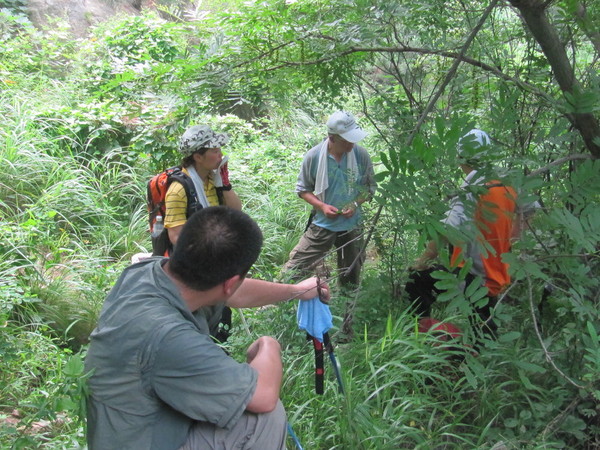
[1,104,148,334]
[2,96,595,448]
[0,96,148,446]
[241,302,484,449]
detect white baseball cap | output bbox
[326,111,367,143]
[457,129,491,153]
[457,129,492,167]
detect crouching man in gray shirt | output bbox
[85,206,329,450]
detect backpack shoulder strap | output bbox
[168,167,201,219]
[215,186,225,206]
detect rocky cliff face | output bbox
[26,0,153,36]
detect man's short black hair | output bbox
[169,207,263,291]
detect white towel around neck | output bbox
[313,139,358,202]
[186,166,211,208]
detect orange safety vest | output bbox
[451,181,517,296]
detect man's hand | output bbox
[227,278,330,308]
[295,277,330,303]
[340,202,358,218]
[245,336,282,413]
[410,240,439,271]
[321,203,341,219]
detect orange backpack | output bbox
[146,167,199,256]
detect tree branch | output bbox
[407,0,500,145]
[573,1,600,54]
[541,395,582,439]
[526,274,586,390]
[534,253,599,262]
[527,153,592,177]
[261,43,567,123]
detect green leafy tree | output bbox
[165,1,600,445]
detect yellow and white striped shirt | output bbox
[164,167,219,228]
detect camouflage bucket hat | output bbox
[179,125,230,156]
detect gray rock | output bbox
[25,0,149,36]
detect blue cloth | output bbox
[297,297,333,342]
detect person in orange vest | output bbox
[406,129,517,343]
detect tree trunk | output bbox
[509,0,600,158]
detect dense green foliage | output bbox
[0,0,598,448]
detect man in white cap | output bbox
[283,111,377,292]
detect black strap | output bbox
[215,186,225,206]
[309,332,344,395]
[171,167,227,214]
[167,168,201,218]
[304,210,316,232]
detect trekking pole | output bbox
[287,422,303,450]
[323,332,345,394]
[310,334,325,395]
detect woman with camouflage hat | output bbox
[165,125,242,247]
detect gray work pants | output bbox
[180,400,287,450]
[283,223,364,287]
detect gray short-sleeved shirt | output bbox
[85,258,257,450]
